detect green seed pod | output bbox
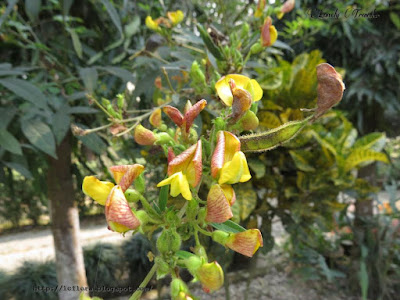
[157,228,182,255]
[124,188,141,202]
[239,117,311,152]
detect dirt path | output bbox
[0,218,125,273]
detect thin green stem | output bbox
[176,42,205,54]
[194,229,201,246]
[162,67,176,93]
[129,263,158,300]
[177,201,188,219]
[83,123,113,135]
[139,195,160,218]
[195,224,212,236]
[87,94,115,120]
[146,50,170,64]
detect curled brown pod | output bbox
[314,63,345,120]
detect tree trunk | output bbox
[48,133,88,300]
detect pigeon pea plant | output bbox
[82,68,344,300]
[80,3,345,300]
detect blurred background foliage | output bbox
[0,0,399,300]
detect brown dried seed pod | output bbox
[314,63,345,120]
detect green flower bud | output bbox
[185,255,203,274]
[171,278,189,299]
[135,210,149,225]
[250,42,263,54]
[197,207,206,224]
[157,228,182,255]
[240,23,250,40]
[155,256,170,279]
[214,117,226,132]
[167,128,175,138]
[124,188,141,202]
[159,124,168,132]
[117,94,124,109]
[155,132,174,145]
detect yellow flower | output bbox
[215,74,263,107]
[211,131,251,185]
[254,0,266,18]
[167,10,184,26]
[145,16,160,31]
[82,176,114,205]
[157,171,192,200]
[157,141,202,200]
[82,164,144,205]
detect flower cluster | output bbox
[82,74,265,298]
[146,10,184,32]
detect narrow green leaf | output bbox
[25,0,41,21]
[390,12,400,30]
[67,106,98,114]
[52,109,70,144]
[62,0,74,16]
[211,220,246,233]
[79,68,98,94]
[0,0,18,29]
[0,107,17,129]
[158,185,169,212]
[21,119,57,158]
[68,29,83,59]
[0,129,22,155]
[97,66,135,82]
[0,78,47,109]
[100,0,123,37]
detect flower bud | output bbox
[250,42,263,54]
[171,278,194,300]
[184,255,203,274]
[155,132,174,145]
[261,17,278,47]
[135,210,149,225]
[155,256,170,279]
[134,124,157,145]
[229,86,252,123]
[238,110,259,131]
[149,108,162,128]
[157,228,182,255]
[124,188,141,202]
[254,0,266,18]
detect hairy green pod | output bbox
[197,24,224,60]
[239,116,311,152]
